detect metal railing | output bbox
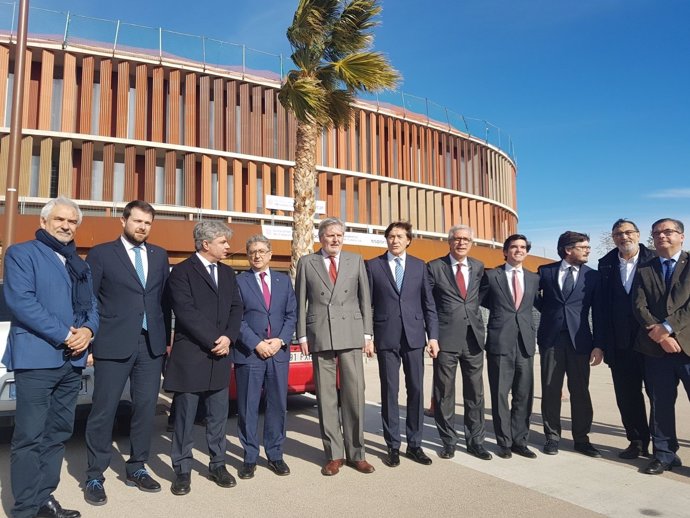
[0,2,515,160]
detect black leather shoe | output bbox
[439,445,455,459]
[125,469,161,492]
[84,479,107,506]
[543,439,559,455]
[467,444,493,460]
[209,465,237,488]
[574,442,602,458]
[36,497,81,518]
[383,448,400,467]
[238,462,257,480]
[267,459,291,476]
[406,446,432,465]
[511,445,537,459]
[618,441,649,459]
[496,446,512,459]
[643,457,681,475]
[171,473,191,496]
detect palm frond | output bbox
[278,73,330,125]
[327,0,380,60]
[329,51,400,91]
[287,0,340,48]
[325,89,356,128]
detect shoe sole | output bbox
[237,472,255,480]
[405,453,432,465]
[84,496,107,506]
[209,475,237,487]
[125,480,162,493]
[267,464,291,476]
[170,487,190,496]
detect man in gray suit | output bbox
[480,234,540,460]
[427,224,492,461]
[296,217,375,476]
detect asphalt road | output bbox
[1,354,689,518]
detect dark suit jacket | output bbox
[163,254,243,392]
[536,261,603,354]
[2,240,99,370]
[233,268,297,365]
[632,251,690,358]
[480,265,539,356]
[598,244,655,363]
[366,253,438,350]
[86,238,171,359]
[295,250,373,353]
[427,255,485,352]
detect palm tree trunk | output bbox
[290,120,319,281]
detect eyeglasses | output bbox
[248,249,271,257]
[572,245,591,251]
[450,237,473,244]
[612,230,639,238]
[652,229,682,238]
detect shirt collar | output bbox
[505,263,522,273]
[121,235,145,252]
[450,255,467,268]
[560,260,579,272]
[387,251,406,262]
[618,250,639,266]
[320,249,339,260]
[196,252,215,268]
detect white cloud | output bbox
[648,188,690,199]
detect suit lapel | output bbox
[497,265,513,306]
[379,254,398,293]
[668,252,688,297]
[35,241,71,286]
[113,239,145,288]
[311,252,332,290]
[192,254,217,293]
[244,270,267,309]
[442,255,462,298]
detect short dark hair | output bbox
[123,200,156,220]
[503,234,531,254]
[611,218,639,233]
[384,221,413,243]
[556,231,589,259]
[652,218,684,233]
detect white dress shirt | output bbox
[387,251,406,279]
[121,235,148,280]
[618,251,640,294]
[449,255,469,290]
[558,260,579,290]
[195,252,218,284]
[505,264,524,300]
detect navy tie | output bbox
[133,246,147,330]
[394,257,404,291]
[208,263,217,287]
[663,259,676,290]
[562,266,574,299]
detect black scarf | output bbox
[35,229,92,319]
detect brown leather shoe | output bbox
[321,459,345,476]
[346,459,375,474]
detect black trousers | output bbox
[487,335,534,448]
[433,328,486,448]
[609,348,650,447]
[540,331,593,443]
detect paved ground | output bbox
[1,353,689,518]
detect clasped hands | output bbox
[255,338,284,359]
[211,335,232,356]
[65,326,93,356]
[647,323,682,353]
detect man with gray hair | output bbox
[3,196,99,518]
[295,217,375,476]
[427,224,492,461]
[163,220,243,495]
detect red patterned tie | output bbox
[260,271,271,337]
[455,263,467,298]
[513,269,523,309]
[329,256,337,285]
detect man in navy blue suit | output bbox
[3,196,99,518]
[233,235,297,479]
[83,200,170,506]
[537,231,605,457]
[366,221,438,468]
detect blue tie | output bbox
[562,266,574,299]
[663,259,676,290]
[208,263,217,287]
[133,246,147,330]
[394,257,404,291]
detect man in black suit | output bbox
[427,224,492,461]
[537,231,605,457]
[480,234,539,459]
[366,221,439,468]
[84,200,170,506]
[632,218,690,475]
[598,219,654,460]
[163,221,243,495]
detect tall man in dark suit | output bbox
[480,234,540,460]
[3,197,99,518]
[537,231,604,457]
[427,224,492,461]
[366,221,439,468]
[163,221,243,495]
[233,235,297,480]
[296,217,375,476]
[83,200,170,506]
[598,219,654,460]
[632,218,690,475]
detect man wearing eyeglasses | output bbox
[598,219,654,460]
[536,231,605,458]
[632,218,690,475]
[232,235,296,480]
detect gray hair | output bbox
[318,217,345,239]
[245,234,272,253]
[447,224,474,241]
[40,196,83,225]
[193,221,233,251]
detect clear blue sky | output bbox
[35,0,690,261]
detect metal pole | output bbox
[3,0,30,262]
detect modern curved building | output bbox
[0,12,531,269]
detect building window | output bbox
[91,159,103,201]
[113,161,125,202]
[91,83,101,135]
[29,154,39,196]
[51,78,63,131]
[155,162,165,204]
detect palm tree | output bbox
[279,0,400,279]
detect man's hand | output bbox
[647,323,670,343]
[256,339,282,359]
[66,326,92,355]
[659,336,682,354]
[363,339,375,358]
[427,339,440,359]
[590,347,604,366]
[300,341,310,356]
[211,335,231,356]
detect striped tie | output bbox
[133,246,147,330]
[394,257,404,291]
